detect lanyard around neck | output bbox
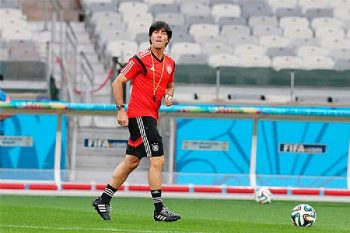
[150,52,165,101]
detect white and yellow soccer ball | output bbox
[290,204,317,227]
[255,187,272,204]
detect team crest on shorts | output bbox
[166,65,172,74]
[152,143,159,152]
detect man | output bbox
[92,21,181,222]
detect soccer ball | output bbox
[255,187,272,204]
[290,204,317,227]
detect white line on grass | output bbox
[0,224,205,233]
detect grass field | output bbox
[0,195,350,233]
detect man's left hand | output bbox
[165,94,173,106]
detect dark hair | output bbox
[149,21,172,45]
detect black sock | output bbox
[101,184,117,204]
[151,189,164,212]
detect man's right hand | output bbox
[117,109,128,127]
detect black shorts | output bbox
[126,116,164,159]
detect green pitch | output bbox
[0,195,349,233]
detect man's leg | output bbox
[93,154,140,220]
[149,156,181,222]
[149,156,165,211]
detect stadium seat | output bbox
[0,18,28,31]
[211,4,241,21]
[272,56,303,70]
[87,2,117,15]
[253,25,283,36]
[195,35,226,44]
[143,0,177,5]
[297,46,328,57]
[334,59,350,71]
[118,2,149,13]
[94,21,127,36]
[218,17,247,26]
[238,55,271,67]
[81,0,113,9]
[343,20,350,31]
[90,11,122,26]
[139,41,152,51]
[155,13,185,25]
[266,47,295,58]
[7,40,36,51]
[334,7,350,20]
[249,16,278,27]
[106,40,138,60]
[0,48,9,61]
[1,28,33,42]
[149,3,179,14]
[202,42,233,54]
[187,15,216,24]
[302,56,334,70]
[268,0,297,11]
[209,0,237,5]
[184,0,210,4]
[283,27,313,39]
[226,35,259,46]
[177,54,208,64]
[279,17,309,28]
[180,2,211,16]
[0,8,24,19]
[275,7,303,18]
[123,12,153,24]
[321,37,350,49]
[170,42,202,56]
[315,27,345,39]
[298,0,329,12]
[135,32,149,44]
[305,8,334,20]
[234,44,266,56]
[127,21,150,35]
[208,53,240,67]
[9,48,41,61]
[328,48,350,60]
[118,0,145,3]
[189,23,220,37]
[259,35,291,48]
[171,32,195,43]
[329,0,350,8]
[98,30,134,50]
[241,2,273,18]
[311,17,342,29]
[0,0,20,9]
[291,37,320,47]
[221,25,250,37]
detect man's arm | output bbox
[112,73,128,105]
[165,82,174,97]
[164,82,174,107]
[112,73,129,127]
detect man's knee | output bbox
[124,155,140,171]
[126,156,140,170]
[150,156,164,170]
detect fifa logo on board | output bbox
[279,143,326,154]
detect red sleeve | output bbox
[120,57,141,80]
[169,61,175,82]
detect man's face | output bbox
[150,29,169,49]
